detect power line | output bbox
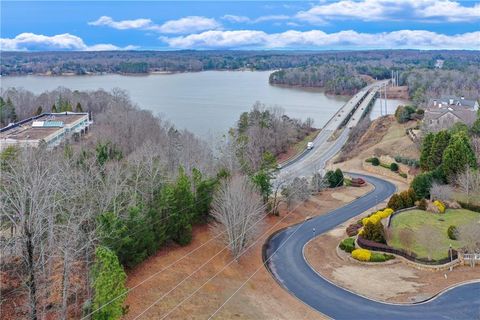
[207,175,347,318]
[142,173,346,319]
[133,199,306,320]
[208,220,307,319]
[84,180,304,319]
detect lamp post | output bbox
[449,244,453,263]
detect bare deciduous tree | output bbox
[210,175,265,259]
[458,224,480,267]
[281,177,310,209]
[429,182,453,202]
[456,166,480,204]
[311,172,327,193]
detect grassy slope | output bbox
[278,129,320,164]
[388,209,479,260]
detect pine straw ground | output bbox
[123,185,372,320]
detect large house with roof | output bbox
[424,96,478,132]
[0,112,91,151]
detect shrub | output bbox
[371,157,380,166]
[346,223,362,237]
[387,194,404,211]
[394,155,402,163]
[417,198,427,210]
[325,169,344,188]
[339,237,356,253]
[365,157,374,163]
[399,188,416,208]
[433,200,446,213]
[411,172,434,199]
[360,209,393,226]
[399,172,407,178]
[447,225,458,240]
[383,208,394,216]
[352,248,372,261]
[362,221,386,243]
[444,200,461,209]
[390,163,399,172]
[370,252,395,262]
[334,168,344,187]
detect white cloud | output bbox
[222,15,251,23]
[161,29,480,50]
[420,1,480,21]
[155,16,220,34]
[88,16,153,30]
[89,15,220,34]
[296,0,480,23]
[0,33,136,51]
[222,14,290,24]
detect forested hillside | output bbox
[400,67,480,107]
[2,50,478,76]
[269,65,366,95]
[0,88,313,319]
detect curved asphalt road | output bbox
[265,173,480,319]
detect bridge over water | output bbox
[276,80,389,183]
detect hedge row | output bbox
[394,156,420,168]
[357,236,458,265]
[458,201,480,213]
[351,248,395,263]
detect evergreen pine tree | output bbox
[92,246,127,320]
[442,132,477,180]
[420,132,434,171]
[427,130,450,170]
[35,106,43,115]
[75,102,83,112]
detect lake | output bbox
[0,71,404,137]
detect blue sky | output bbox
[1,1,479,51]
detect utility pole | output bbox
[384,83,388,115]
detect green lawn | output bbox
[388,209,479,260]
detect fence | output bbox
[464,253,480,261]
[357,236,458,266]
[386,206,417,227]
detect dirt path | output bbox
[124,185,372,319]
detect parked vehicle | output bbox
[307,142,314,150]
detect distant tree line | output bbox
[400,66,480,107]
[2,50,479,76]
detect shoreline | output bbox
[0,68,263,78]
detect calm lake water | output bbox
[0,71,404,137]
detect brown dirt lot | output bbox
[305,221,480,304]
[123,185,372,319]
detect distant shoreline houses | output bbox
[423,96,479,132]
[0,112,92,151]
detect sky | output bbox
[1,0,479,51]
